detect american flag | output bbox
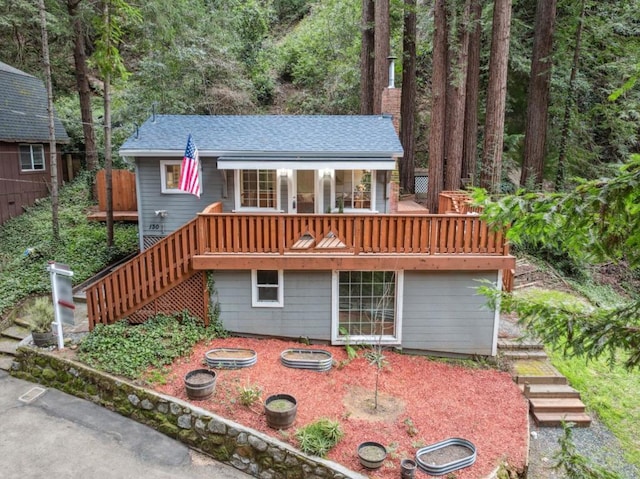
[178,134,201,197]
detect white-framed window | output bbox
[19,144,45,171]
[235,170,279,210]
[332,270,402,345]
[251,270,284,307]
[160,160,186,194]
[333,170,375,211]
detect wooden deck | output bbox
[85,203,514,328]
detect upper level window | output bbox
[239,170,277,209]
[251,270,284,307]
[335,170,374,210]
[19,144,45,172]
[160,160,186,194]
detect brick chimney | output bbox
[380,56,401,213]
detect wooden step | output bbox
[524,384,580,399]
[13,317,31,329]
[498,339,545,351]
[530,397,586,414]
[533,411,592,428]
[1,325,30,341]
[512,359,567,385]
[516,374,567,385]
[502,350,548,360]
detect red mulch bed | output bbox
[154,337,528,478]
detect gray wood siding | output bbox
[212,270,332,340]
[401,271,498,355]
[136,158,233,248]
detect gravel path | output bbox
[528,419,638,478]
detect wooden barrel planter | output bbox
[184,369,217,400]
[357,441,387,469]
[264,394,297,429]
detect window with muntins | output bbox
[335,170,373,210]
[337,271,396,339]
[160,160,185,193]
[241,170,277,208]
[252,270,283,307]
[19,144,45,171]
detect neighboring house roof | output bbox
[0,60,70,143]
[119,115,404,162]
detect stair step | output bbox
[502,350,548,360]
[524,384,580,399]
[530,397,586,413]
[498,339,545,351]
[512,359,567,385]
[0,338,20,355]
[0,355,15,371]
[13,317,31,329]
[1,325,30,341]
[533,412,592,428]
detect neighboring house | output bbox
[0,61,70,225]
[86,109,514,358]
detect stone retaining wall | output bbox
[12,347,366,479]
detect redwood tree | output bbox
[426,0,447,212]
[462,0,482,185]
[372,0,390,114]
[400,0,417,193]
[444,0,472,191]
[360,0,375,114]
[520,0,558,188]
[480,0,512,193]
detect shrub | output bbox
[295,418,343,457]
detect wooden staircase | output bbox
[0,317,30,371]
[499,340,592,427]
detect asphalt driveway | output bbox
[0,371,251,479]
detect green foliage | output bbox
[554,423,621,479]
[78,311,218,379]
[295,418,344,457]
[25,297,55,333]
[338,326,358,360]
[550,351,640,469]
[237,383,262,406]
[0,172,138,318]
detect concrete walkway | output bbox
[0,371,251,479]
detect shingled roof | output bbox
[119,114,403,158]
[0,61,69,143]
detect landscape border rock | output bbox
[11,346,367,479]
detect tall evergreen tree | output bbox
[520,0,557,189]
[480,0,512,193]
[462,0,482,185]
[373,0,390,114]
[360,0,375,114]
[400,0,417,193]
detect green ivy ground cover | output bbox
[0,172,138,318]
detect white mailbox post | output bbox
[47,261,75,349]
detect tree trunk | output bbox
[520,0,557,189]
[103,1,114,248]
[427,0,447,213]
[373,0,390,114]
[67,0,99,186]
[480,0,512,193]
[555,0,585,191]
[444,0,472,191]
[360,0,375,114]
[400,0,417,193]
[38,0,59,243]
[462,0,482,185]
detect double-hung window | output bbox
[19,144,45,171]
[334,170,374,210]
[238,170,277,209]
[252,270,284,307]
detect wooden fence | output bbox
[96,169,137,212]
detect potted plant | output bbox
[26,297,55,347]
[357,441,387,469]
[264,393,297,429]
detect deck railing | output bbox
[196,213,508,255]
[87,208,510,328]
[438,190,483,215]
[86,216,201,328]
